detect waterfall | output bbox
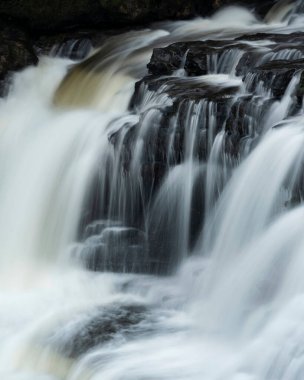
[1,1,304,379]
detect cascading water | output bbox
[1,1,304,379]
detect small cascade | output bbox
[265,0,295,24]
[50,38,93,60]
[53,29,168,111]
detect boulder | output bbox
[51,304,147,358]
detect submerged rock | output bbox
[48,304,147,358]
[76,224,151,273]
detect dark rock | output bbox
[101,226,146,245]
[0,1,280,93]
[0,19,38,95]
[52,304,147,358]
[0,1,277,34]
[257,58,304,71]
[83,220,122,239]
[148,43,190,75]
[235,49,266,77]
[33,28,131,59]
[79,226,150,273]
[236,32,304,44]
[247,59,304,98]
[231,37,304,78]
[225,96,273,156]
[0,0,212,33]
[35,35,93,60]
[148,41,249,77]
[135,75,240,105]
[298,71,304,97]
[184,47,209,76]
[127,64,239,266]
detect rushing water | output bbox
[1,1,304,379]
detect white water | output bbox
[1,2,304,380]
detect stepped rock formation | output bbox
[2,2,304,378]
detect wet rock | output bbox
[148,41,249,77]
[225,96,273,156]
[257,58,304,72]
[235,49,266,77]
[0,78,11,98]
[77,217,172,274]
[184,47,209,76]
[35,35,93,60]
[234,36,304,77]
[33,28,130,59]
[101,226,146,245]
[83,220,122,239]
[236,31,304,44]
[247,59,304,98]
[0,19,38,96]
[79,226,150,273]
[135,75,241,105]
[0,2,280,94]
[131,75,238,154]
[127,65,239,266]
[182,40,241,76]
[53,304,147,358]
[148,43,192,75]
[298,71,304,97]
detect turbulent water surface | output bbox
[1,1,304,379]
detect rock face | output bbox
[0,1,208,32]
[0,19,38,96]
[0,1,277,33]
